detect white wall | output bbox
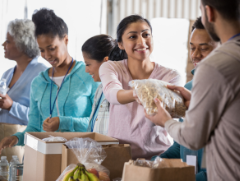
[151,18,190,84]
[0,0,106,77]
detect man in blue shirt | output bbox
[152,17,218,181]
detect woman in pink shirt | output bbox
[99,15,182,159]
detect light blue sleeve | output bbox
[58,77,100,132]
[58,116,89,132]
[13,79,42,146]
[9,102,29,125]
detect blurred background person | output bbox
[82,35,116,135]
[0,19,47,125]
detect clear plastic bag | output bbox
[56,138,110,181]
[133,159,153,168]
[42,135,67,142]
[129,79,186,118]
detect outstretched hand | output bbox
[145,98,172,127]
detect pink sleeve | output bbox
[169,74,183,86]
[99,62,123,105]
[166,69,183,86]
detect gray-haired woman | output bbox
[0,19,47,125]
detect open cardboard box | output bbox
[122,159,195,181]
[0,123,26,162]
[23,132,119,181]
[61,144,132,180]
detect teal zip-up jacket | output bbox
[14,61,100,145]
[152,69,207,181]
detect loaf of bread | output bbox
[129,79,186,118]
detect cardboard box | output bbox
[62,144,132,180]
[122,159,195,181]
[0,123,26,162]
[23,132,119,181]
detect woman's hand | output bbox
[0,94,13,110]
[42,117,60,132]
[167,84,191,108]
[145,98,172,127]
[0,136,18,154]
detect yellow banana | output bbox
[62,165,79,181]
[85,170,100,181]
[73,168,81,180]
[79,168,90,181]
[68,176,74,181]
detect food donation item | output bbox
[129,79,186,118]
[42,135,67,142]
[57,138,110,181]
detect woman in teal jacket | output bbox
[0,8,99,149]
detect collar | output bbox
[191,69,195,75]
[40,60,82,83]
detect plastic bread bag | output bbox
[42,135,67,142]
[56,137,110,181]
[129,79,186,118]
[133,158,153,168]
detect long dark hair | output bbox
[82,35,116,62]
[109,15,152,61]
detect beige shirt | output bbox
[165,36,240,181]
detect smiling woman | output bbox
[0,8,100,150]
[99,15,182,159]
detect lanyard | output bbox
[229,33,240,41]
[91,92,103,132]
[49,58,74,118]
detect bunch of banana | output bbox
[62,164,100,181]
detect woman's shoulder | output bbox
[153,62,182,85]
[1,67,15,79]
[100,59,125,73]
[154,62,180,78]
[72,61,100,87]
[73,61,91,80]
[31,68,49,86]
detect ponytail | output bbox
[109,43,128,61]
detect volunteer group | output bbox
[0,0,240,180]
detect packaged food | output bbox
[42,135,67,142]
[57,137,110,181]
[129,79,186,118]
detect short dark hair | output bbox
[82,35,116,62]
[201,0,240,21]
[32,8,68,39]
[192,17,205,32]
[109,15,152,61]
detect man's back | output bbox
[195,36,240,180]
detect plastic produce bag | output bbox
[129,79,186,118]
[42,135,67,142]
[57,137,110,181]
